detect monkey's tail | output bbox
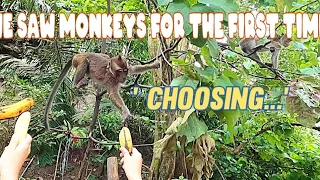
[44,60,72,131]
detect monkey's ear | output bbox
[111,59,121,70]
[110,60,121,76]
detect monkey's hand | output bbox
[122,108,133,125]
[75,77,89,89]
[153,60,161,69]
[269,47,275,52]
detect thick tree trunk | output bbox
[148,35,188,180]
[147,28,161,180]
[148,37,189,179]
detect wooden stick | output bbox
[107,157,119,180]
[53,141,62,180]
[78,89,103,180]
[20,155,35,178]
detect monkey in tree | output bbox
[44,53,160,130]
[238,34,291,69]
[218,33,291,69]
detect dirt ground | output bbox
[22,145,153,180]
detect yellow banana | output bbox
[119,127,133,153]
[0,98,35,120]
[14,111,31,144]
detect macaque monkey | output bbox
[239,34,291,69]
[44,53,160,130]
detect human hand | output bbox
[0,133,32,180]
[120,147,142,180]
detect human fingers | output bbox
[16,134,32,151]
[120,152,124,158]
[120,157,124,164]
[131,148,142,157]
[120,147,129,156]
[7,134,19,150]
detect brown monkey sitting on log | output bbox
[44,53,160,131]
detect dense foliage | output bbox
[0,0,320,179]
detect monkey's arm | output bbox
[271,49,280,69]
[108,87,132,121]
[128,60,160,75]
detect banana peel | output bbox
[119,127,133,153]
[0,98,34,120]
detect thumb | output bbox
[16,134,32,151]
[7,134,19,150]
[131,148,142,157]
[120,147,129,155]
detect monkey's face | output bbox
[280,35,292,47]
[116,68,128,83]
[110,55,129,83]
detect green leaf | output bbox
[224,50,238,58]
[177,113,208,143]
[195,66,218,82]
[170,75,199,88]
[186,0,197,5]
[172,58,189,66]
[264,133,278,144]
[207,39,219,58]
[189,26,207,47]
[300,68,319,75]
[157,0,171,6]
[230,79,244,87]
[201,46,214,66]
[259,151,272,161]
[243,61,255,69]
[293,42,307,50]
[199,0,239,19]
[167,0,192,35]
[275,0,293,11]
[269,175,281,180]
[208,110,215,117]
[213,74,240,142]
[190,3,215,13]
[222,109,239,142]
[223,69,238,80]
[194,54,204,67]
[215,74,234,87]
[56,134,65,139]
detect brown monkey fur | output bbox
[239,34,291,69]
[44,53,160,130]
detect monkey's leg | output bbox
[249,53,264,67]
[129,60,160,74]
[73,60,89,88]
[76,77,89,88]
[271,49,280,69]
[108,90,133,125]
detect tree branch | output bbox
[143,38,182,64]
[121,38,182,88]
[275,0,319,30]
[219,45,289,83]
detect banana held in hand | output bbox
[14,111,31,144]
[119,127,133,153]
